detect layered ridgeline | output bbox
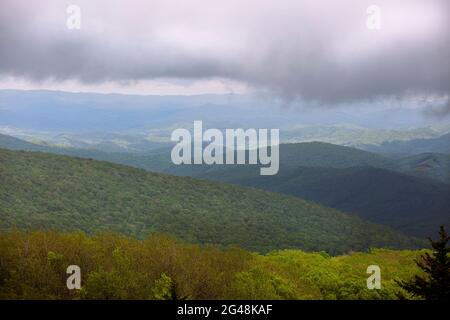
[2,133,449,183]
[1,135,449,238]
[0,148,424,254]
[114,142,447,238]
[179,144,450,238]
[360,133,450,155]
[75,141,449,238]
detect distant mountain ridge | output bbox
[2,89,449,147]
[5,132,449,182]
[360,133,450,155]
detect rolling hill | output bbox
[197,165,450,237]
[1,136,448,238]
[135,142,449,237]
[0,148,424,254]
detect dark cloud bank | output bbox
[0,0,449,111]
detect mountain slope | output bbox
[199,165,450,237]
[159,142,392,175]
[1,137,448,237]
[0,133,51,151]
[0,133,172,172]
[389,153,450,184]
[0,148,423,254]
[277,142,392,168]
[140,142,450,237]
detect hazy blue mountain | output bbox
[0,90,297,133]
[360,133,450,155]
[2,90,449,143]
[282,124,449,147]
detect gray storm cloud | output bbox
[0,0,449,107]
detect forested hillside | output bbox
[0,148,424,254]
[199,165,450,237]
[389,153,450,184]
[1,137,448,239]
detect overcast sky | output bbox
[0,0,449,113]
